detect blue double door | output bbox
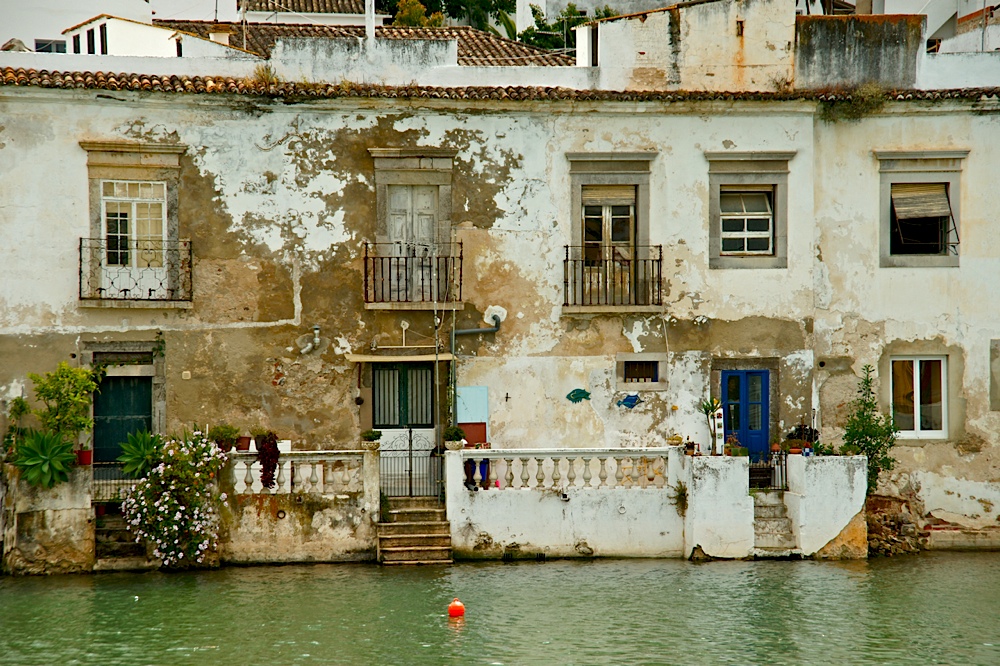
[721,370,769,461]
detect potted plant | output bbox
[443,425,466,451]
[249,425,269,450]
[13,430,76,489]
[27,362,99,465]
[255,430,280,489]
[360,428,382,451]
[208,423,240,453]
[235,432,252,451]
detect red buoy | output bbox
[448,598,465,618]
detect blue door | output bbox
[722,370,769,461]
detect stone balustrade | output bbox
[456,447,674,491]
[230,450,367,495]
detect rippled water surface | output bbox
[1,553,999,665]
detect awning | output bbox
[344,353,453,363]
[891,183,951,219]
[582,185,636,206]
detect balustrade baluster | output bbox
[598,457,608,487]
[292,461,303,492]
[582,457,592,488]
[520,457,531,489]
[551,457,561,488]
[473,458,484,486]
[535,457,546,489]
[567,457,577,487]
[323,461,335,494]
[647,457,656,485]
[504,457,514,489]
[614,456,624,488]
[276,461,287,493]
[340,462,350,489]
[488,459,498,490]
[243,459,254,493]
[623,456,633,488]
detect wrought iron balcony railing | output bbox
[79,238,192,302]
[364,242,462,305]
[563,245,663,307]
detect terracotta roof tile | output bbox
[154,20,574,66]
[242,0,367,13]
[3,67,999,104]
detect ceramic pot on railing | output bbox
[444,440,465,451]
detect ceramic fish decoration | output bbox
[566,388,591,403]
[617,394,643,409]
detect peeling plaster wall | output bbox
[2,466,94,575]
[785,455,867,556]
[683,456,754,559]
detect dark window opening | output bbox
[590,26,599,67]
[34,39,66,53]
[176,39,183,57]
[99,23,107,54]
[87,29,95,54]
[73,34,81,53]
[93,351,154,366]
[890,183,954,256]
[624,360,658,383]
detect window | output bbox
[366,148,460,308]
[34,39,66,53]
[99,23,107,54]
[891,356,947,438]
[706,152,793,269]
[720,187,774,256]
[79,141,191,306]
[875,150,967,268]
[616,353,667,391]
[87,29,95,54]
[566,153,660,311]
[73,34,81,53]
[373,363,434,429]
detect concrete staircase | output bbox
[93,511,157,572]
[753,490,800,558]
[377,496,452,565]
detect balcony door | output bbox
[374,363,438,496]
[101,180,167,300]
[387,185,437,302]
[581,185,636,305]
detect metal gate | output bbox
[379,427,442,497]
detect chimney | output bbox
[366,0,375,44]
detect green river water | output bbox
[0,553,998,666]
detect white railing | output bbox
[454,447,677,491]
[230,450,366,495]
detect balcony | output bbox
[563,245,663,312]
[79,238,192,306]
[364,242,463,309]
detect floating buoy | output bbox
[448,598,465,618]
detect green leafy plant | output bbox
[255,430,280,489]
[843,364,898,494]
[700,398,722,447]
[518,4,618,50]
[207,423,240,452]
[28,362,99,445]
[13,430,76,489]
[361,429,382,442]
[117,430,163,478]
[668,480,688,518]
[3,396,31,458]
[121,433,228,568]
[443,425,466,441]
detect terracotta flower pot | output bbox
[235,436,251,451]
[76,449,92,465]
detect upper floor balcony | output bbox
[79,238,192,307]
[364,242,463,310]
[563,244,663,313]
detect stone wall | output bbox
[1,465,94,575]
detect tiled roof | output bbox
[3,67,998,104]
[154,21,575,66]
[242,0,366,13]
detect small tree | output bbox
[394,0,445,26]
[843,364,898,495]
[28,362,99,444]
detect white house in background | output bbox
[241,0,387,26]
[62,15,249,58]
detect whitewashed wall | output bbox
[785,455,867,555]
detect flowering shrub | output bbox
[121,432,228,568]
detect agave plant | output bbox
[117,430,163,478]
[14,430,76,489]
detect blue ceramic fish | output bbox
[566,388,591,403]
[617,394,643,409]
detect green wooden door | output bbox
[93,375,152,463]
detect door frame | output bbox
[711,357,781,459]
[721,369,770,460]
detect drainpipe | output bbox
[450,314,502,424]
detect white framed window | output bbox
[891,356,947,438]
[720,187,774,256]
[101,180,167,268]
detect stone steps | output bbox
[377,496,452,565]
[753,491,800,556]
[95,514,148,560]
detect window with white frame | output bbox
[102,181,167,268]
[891,356,947,438]
[720,186,774,256]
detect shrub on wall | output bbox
[13,430,76,489]
[121,432,228,568]
[843,364,898,495]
